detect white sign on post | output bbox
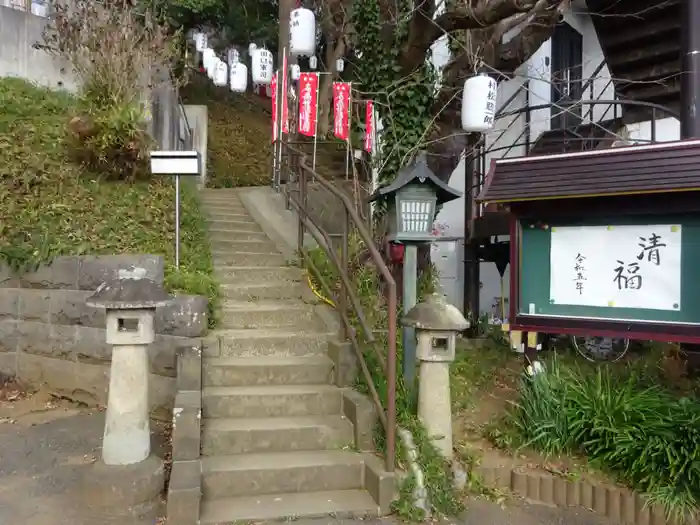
[548,224,682,311]
[150,151,200,175]
[150,151,201,270]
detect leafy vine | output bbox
[351,0,437,190]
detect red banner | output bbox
[298,73,319,137]
[271,73,278,143]
[364,100,374,153]
[332,82,351,141]
[281,54,289,134]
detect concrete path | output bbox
[0,392,166,525]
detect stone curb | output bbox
[167,342,204,525]
[473,464,699,525]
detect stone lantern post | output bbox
[84,272,171,516]
[402,293,469,458]
[87,274,171,464]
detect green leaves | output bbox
[510,362,700,522]
[0,78,219,328]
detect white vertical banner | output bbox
[548,224,682,311]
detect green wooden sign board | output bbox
[518,214,700,324]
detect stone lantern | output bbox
[83,270,172,517]
[402,293,469,458]
[86,272,171,465]
[368,151,462,384]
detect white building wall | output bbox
[627,117,681,143]
[430,5,625,318]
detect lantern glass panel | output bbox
[398,197,435,234]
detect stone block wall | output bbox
[0,255,208,417]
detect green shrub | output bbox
[0,77,219,328]
[510,362,700,522]
[39,0,180,180]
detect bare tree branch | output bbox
[400,0,564,71]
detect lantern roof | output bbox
[401,293,470,331]
[367,151,462,205]
[86,276,171,310]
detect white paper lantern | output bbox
[227,48,240,66]
[289,7,316,57]
[336,58,345,73]
[230,62,248,93]
[309,55,318,70]
[251,48,273,85]
[461,74,498,132]
[248,43,258,55]
[209,58,222,81]
[202,48,216,72]
[290,64,301,81]
[214,61,228,87]
[195,33,208,52]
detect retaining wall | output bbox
[0,254,208,417]
[0,5,77,91]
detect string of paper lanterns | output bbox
[190,5,319,94]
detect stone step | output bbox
[208,229,270,243]
[219,281,306,301]
[207,220,262,233]
[201,450,365,499]
[210,239,280,253]
[201,415,354,455]
[202,384,342,418]
[208,329,332,357]
[219,301,325,330]
[200,489,379,523]
[203,202,247,212]
[214,265,302,283]
[212,251,287,267]
[203,355,334,387]
[206,211,255,222]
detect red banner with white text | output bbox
[332,82,351,141]
[298,73,319,137]
[270,73,278,143]
[364,100,374,153]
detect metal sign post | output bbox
[149,151,201,269]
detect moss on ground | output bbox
[182,77,272,188]
[0,77,219,327]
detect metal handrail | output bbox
[277,142,397,474]
[483,99,677,157]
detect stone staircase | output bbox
[197,188,391,523]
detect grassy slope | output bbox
[0,77,218,326]
[182,77,272,188]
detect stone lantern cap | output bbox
[86,277,171,310]
[401,293,469,331]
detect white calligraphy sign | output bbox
[548,224,682,311]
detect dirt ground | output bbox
[0,378,169,525]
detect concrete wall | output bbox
[0,4,77,91]
[184,104,209,186]
[0,255,208,418]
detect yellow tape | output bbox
[306,272,336,308]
